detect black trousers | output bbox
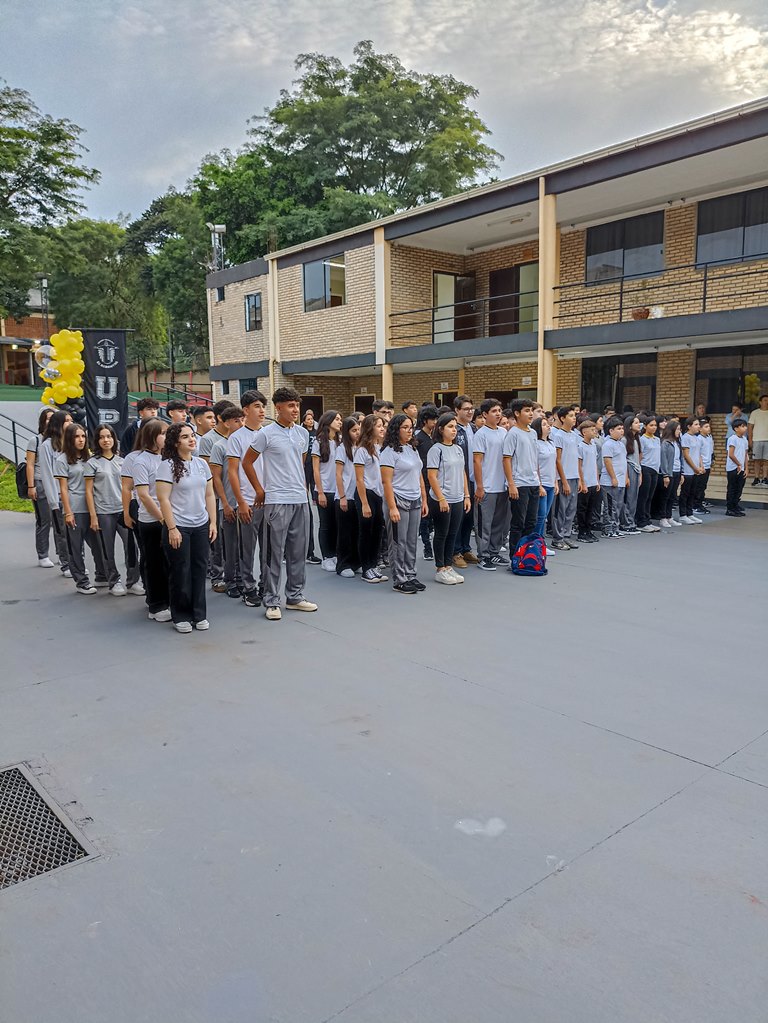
[162,523,209,625]
[726,469,746,512]
[693,468,710,508]
[335,498,360,574]
[317,499,338,559]
[636,467,658,528]
[662,473,681,520]
[679,475,697,517]
[508,487,541,554]
[453,480,475,555]
[576,485,602,534]
[428,497,464,569]
[137,519,169,614]
[355,490,384,572]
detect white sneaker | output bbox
[286,600,318,612]
[174,621,193,634]
[435,569,457,585]
[62,568,73,578]
[447,567,464,584]
[194,619,210,630]
[680,516,694,524]
[148,608,172,622]
[38,557,55,568]
[670,518,683,526]
[659,519,672,528]
[265,606,282,620]
[321,558,335,572]
[76,584,97,595]
[340,568,355,578]
[110,582,127,596]
[639,525,656,533]
[545,546,557,556]
[127,582,145,596]
[689,515,703,524]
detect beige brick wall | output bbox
[556,358,582,405]
[655,349,695,417]
[278,246,376,361]
[209,275,269,367]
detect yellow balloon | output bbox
[41,387,54,404]
[74,386,84,398]
[66,384,79,399]
[56,359,72,374]
[73,359,85,374]
[49,332,61,346]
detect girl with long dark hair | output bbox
[334,416,362,578]
[54,424,105,594]
[353,413,387,583]
[620,415,643,534]
[130,418,171,621]
[312,410,342,571]
[659,419,683,528]
[85,425,143,597]
[381,413,428,594]
[636,417,661,532]
[25,407,55,567]
[427,412,471,585]
[532,416,558,555]
[39,409,72,576]
[156,424,217,633]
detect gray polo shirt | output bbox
[427,442,465,502]
[26,434,43,483]
[554,428,580,479]
[311,437,338,497]
[84,455,124,514]
[379,443,422,500]
[209,436,236,506]
[578,440,598,488]
[53,454,89,514]
[198,428,226,460]
[502,427,539,487]
[250,422,309,504]
[353,445,383,497]
[132,451,162,523]
[155,456,211,528]
[335,448,357,501]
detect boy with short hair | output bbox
[226,390,267,605]
[725,420,749,516]
[191,405,216,436]
[209,406,245,594]
[748,394,768,487]
[372,399,394,422]
[198,399,236,461]
[551,407,581,550]
[502,399,542,564]
[679,417,704,524]
[576,420,601,543]
[243,387,317,620]
[402,400,418,423]
[452,395,477,567]
[473,399,508,570]
[693,417,714,515]
[165,399,189,424]
[599,417,629,538]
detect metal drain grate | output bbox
[1,765,89,890]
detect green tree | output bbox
[0,81,99,317]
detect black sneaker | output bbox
[752,478,760,486]
[393,581,417,594]
[423,546,434,561]
[306,554,322,565]
[212,579,227,593]
[565,540,580,549]
[226,585,243,599]
[489,554,509,567]
[586,532,600,542]
[576,534,592,543]
[410,578,426,591]
[242,589,261,607]
[478,558,497,571]
[551,540,569,550]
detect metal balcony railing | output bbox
[554,254,768,326]
[148,382,213,406]
[0,411,36,466]
[389,290,538,347]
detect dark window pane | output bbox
[244,293,262,331]
[586,221,624,282]
[624,212,664,277]
[216,286,225,302]
[303,260,326,312]
[697,194,744,264]
[239,378,257,393]
[744,188,768,258]
[694,350,742,413]
[222,380,230,395]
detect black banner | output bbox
[80,329,130,438]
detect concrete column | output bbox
[374,226,391,365]
[537,177,558,409]
[381,363,394,402]
[458,367,466,396]
[267,256,280,404]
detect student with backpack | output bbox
[24,408,55,567]
[502,399,543,565]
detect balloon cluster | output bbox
[34,329,87,424]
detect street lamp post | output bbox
[206,223,227,271]
[35,273,50,340]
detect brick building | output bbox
[0,288,57,388]
[206,98,768,481]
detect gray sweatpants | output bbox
[32,494,52,559]
[384,497,421,584]
[262,503,309,608]
[95,512,140,588]
[603,485,626,533]
[474,491,508,559]
[552,479,579,540]
[65,512,107,587]
[238,507,264,593]
[221,514,241,587]
[620,466,641,529]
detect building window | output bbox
[221,379,230,395]
[216,286,225,302]
[303,254,346,312]
[245,293,262,331]
[586,212,664,282]
[694,345,768,413]
[239,378,257,394]
[581,353,658,413]
[697,186,768,265]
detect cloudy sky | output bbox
[4,0,768,220]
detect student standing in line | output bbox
[198,398,236,588]
[85,425,143,597]
[39,410,73,576]
[473,398,509,570]
[414,404,438,561]
[312,410,342,572]
[693,417,714,514]
[243,387,318,620]
[678,417,704,524]
[451,395,479,568]
[725,419,749,516]
[156,424,217,633]
[208,406,245,596]
[576,419,601,543]
[191,405,216,438]
[380,413,428,594]
[502,399,543,562]
[227,390,267,607]
[334,416,362,579]
[659,420,683,528]
[165,400,189,425]
[54,424,105,595]
[25,408,55,567]
[724,402,744,439]
[372,400,395,422]
[427,412,470,586]
[131,418,171,622]
[120,397,159,456]
[301,409,321,566]
[619,415,643,535]
[402,400,419,424]
[636,417,661,532]
[599,416,630,538]
[551,407,581,551]
[353,413,387,583]
[748,395,768,487]
[532,416,558,555]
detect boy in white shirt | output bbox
[226,390,266,605]
[552,407,581,550]
[693,417,714,515]
[576,419,601,543]
[209,406,245,595]
[679,417,704,524]
[473,399,509,570]
[502,399,542,563]
[725,420,749,517]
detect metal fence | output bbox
[390,289,538,346]
[0,411,36,466]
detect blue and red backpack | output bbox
[511,534,548,576]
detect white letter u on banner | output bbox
[95,375,118,400]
